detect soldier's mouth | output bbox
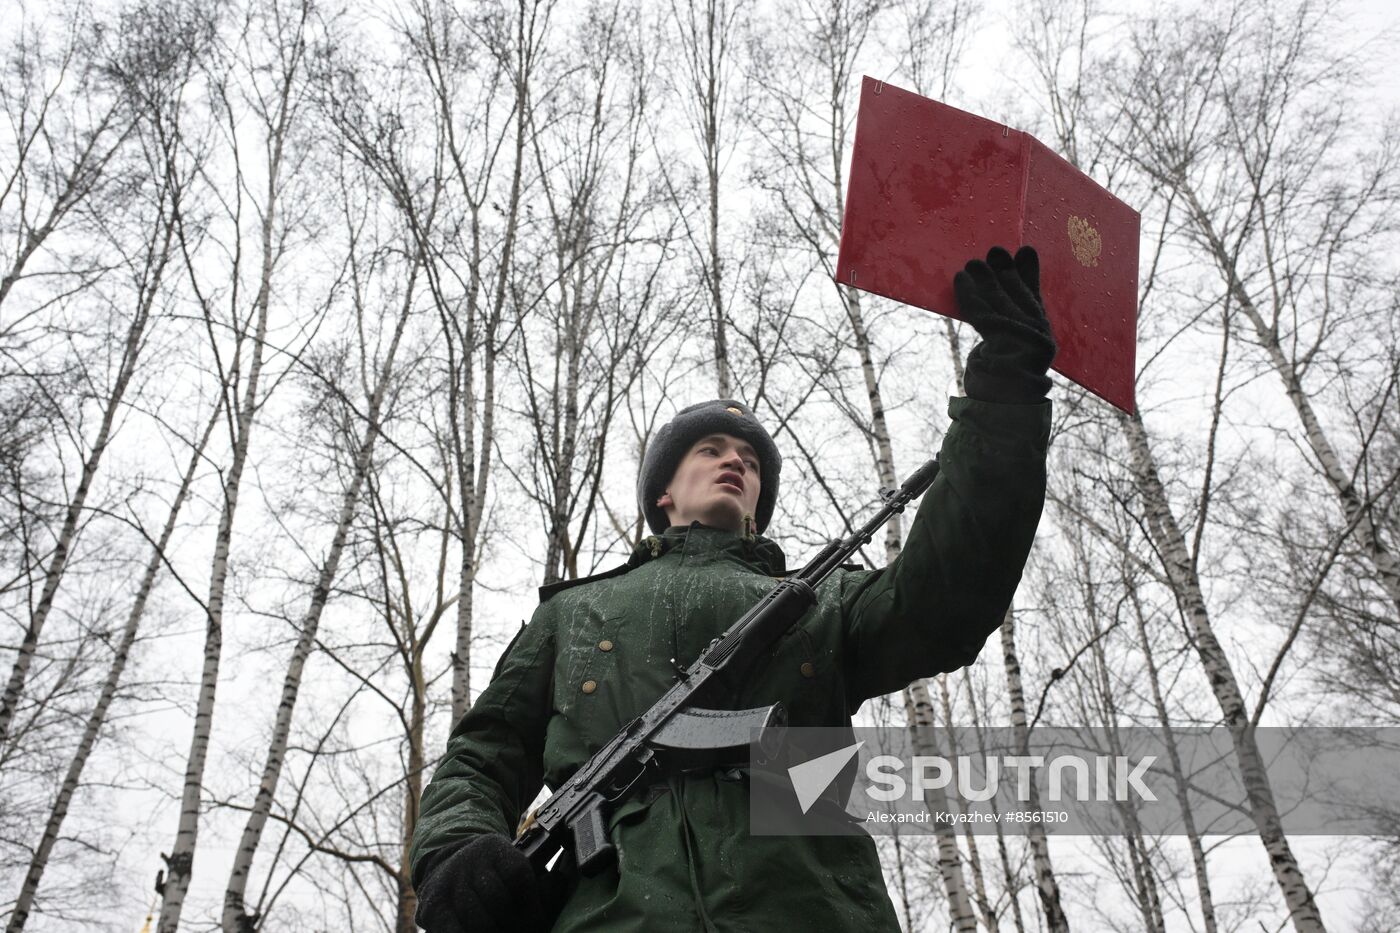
[716,472,744,493]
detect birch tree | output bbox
[659,0,751,398]
[1084,2,1400,928]
[389,0,545,723]
[1121,406,1330,930]
[1,0,219,918]
[999,610,1071,932]
[274,307,477,932]
[506,0,682,584]
[748,1,996,927]
[156,0,315,926]
[1006,0,1347,926]
[7,394,224,933]
[0,3,132,316]
[1110,0,1400,716]
[0,2,180,749]
[1118,542,1222,933]
[220,184,418,933]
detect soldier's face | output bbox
[657,433,762,533]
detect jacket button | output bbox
[800,662,816,678]
[581,680,598,694]
[598,640,614,652]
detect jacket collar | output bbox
[628,520,788,576]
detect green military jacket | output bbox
[411,396,1051,932]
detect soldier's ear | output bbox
[657,491,673,508]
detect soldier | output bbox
[411,245,1055,932]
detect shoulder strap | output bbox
[537,562,633,604]
[768,559,865,580]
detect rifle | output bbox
[513,455,942,877]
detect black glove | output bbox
[414,833,566,933]
[953,245,1057,404]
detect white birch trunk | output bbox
[5,395,221,933]
[686,0,734,399]
[1121,410,1328,933]
[219,268,413,932]
[543,243,586,583]
[844,274,979,928]
[962,669,1028,933]
[398,651,428,933]
[1184,187,1400,616]
[157,27,297,920]
[841,284,899,546]
[1076,552,1165,933]
[448,21,527,721]
[885,809,917,932]
[904,680,980,932]
[1095,692,1165,933]
[1002,610,1071,932]
[1126,578,1219,933]
[155,254,272,933]
[0,180,170,747]
[936,675,998,932]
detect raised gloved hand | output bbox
[414,833,563,933]
[953,245,1058,404]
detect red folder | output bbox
[835,77,1139,413]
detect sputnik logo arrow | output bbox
[787,741,864,814]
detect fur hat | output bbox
[637,399,782,535]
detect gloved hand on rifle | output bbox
[414,832,569,933]
[954,245,1058,404]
